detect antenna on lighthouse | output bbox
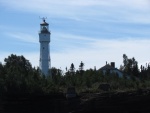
[39,16,47,22]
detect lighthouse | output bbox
[39,18,51,75]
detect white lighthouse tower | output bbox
[39,18,51,75]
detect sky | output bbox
[0,0,150,71]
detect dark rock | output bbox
[98,83,111,91]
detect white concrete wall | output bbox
[39,33,50,75]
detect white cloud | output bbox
[6,32,38,44]
[2,0,149,8]
[1,0,150,23]
[1,0,150,71]
[1,37,150,71]
[53,32,96,42]
[117,0,150,10]
[51,36,150,70]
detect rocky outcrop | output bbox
[1,89,150,113]
[78,89,150,113]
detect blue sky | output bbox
[0,0,150,71]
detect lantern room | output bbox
[40,18,50,33]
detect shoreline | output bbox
[1,88,150,113]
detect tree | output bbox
[79,61,84,75]
[51,67,62,84]
[3,54,38,93]
[122,54,139,76]
[4,54,32,74]
[0,62,6,94]
[79,61,84,71]
[70,63,75,75]
[0,62,5,79]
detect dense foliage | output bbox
[0,54,150,95]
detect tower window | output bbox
[43,47,45,49]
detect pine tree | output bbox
[70,63,75,75]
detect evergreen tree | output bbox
[0,62,5,79]
[79,61,84,75]
[79,61,84,71]
[70,63,75,75]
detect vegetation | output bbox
[0,54,150,96]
